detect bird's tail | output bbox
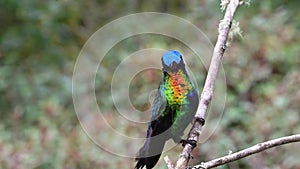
[135,136,166,169]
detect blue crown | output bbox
[162,50,182,66]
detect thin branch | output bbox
[164,156,175,169]
[192,134,300,169]
[172,1,242,169]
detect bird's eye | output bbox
[180,55,183,59]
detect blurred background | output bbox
[1,0,300,169]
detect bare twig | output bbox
[164,156,175,169]
[192,134,300,169]
[171,1,242,169]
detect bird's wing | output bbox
[149,84,167,122]
[135,85,166,161]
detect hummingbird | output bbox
[135,50,199,169]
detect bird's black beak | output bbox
[170,61,177,69]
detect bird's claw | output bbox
[195,117,205,126]
[180,139,197,148]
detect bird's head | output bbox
[161,50,185,73]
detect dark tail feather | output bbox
[135,154,161,169]
[135,137,165,169]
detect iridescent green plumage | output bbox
[135,50,199,169]
[162,69,197,138]
[163,69,193,105]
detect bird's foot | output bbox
[180,139,197,148]
[195,117,205,126]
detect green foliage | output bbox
[0,0,299,168]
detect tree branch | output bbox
[192,134,300,169]
[164,156,175,169]
[167,1,242,169]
